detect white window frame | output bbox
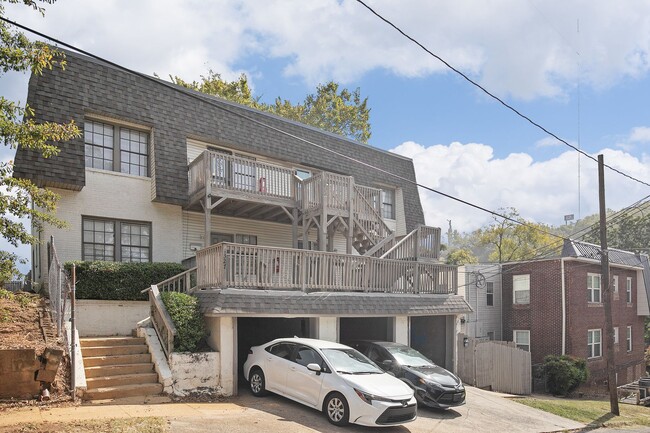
[626,326,632,352]
[513,330,530,352]
[587,273,601,303]
[587,329,602,359]
[613,326,619,345]
[626,277,632,303]
[612,275,618,293]
[486,281,494,307]
[513,274,530,305]
[380,188,395,220]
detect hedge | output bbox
[541,354,589,396]
[64,261,185,301]
[161,291,206,353]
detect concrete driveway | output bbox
[170,386,584,433]
[0,386,584,433]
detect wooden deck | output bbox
[194,242,456,294]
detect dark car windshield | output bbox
[321,348,383,374]
[385,345,435,368]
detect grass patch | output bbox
[0,417,169,433]
[516,397,650,429]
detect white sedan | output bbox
[242,337,417,427]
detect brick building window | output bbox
[612,275,618,293]
[587,329,602,358]
[486,282,494,306]
[626,277,632,303]
[85,120,149,177]
[626,326,632,352]
[614,327,619,345]
[587,273,601,303]
[513,330,530,351]
[512,274,530,304]
[82,217,151,262]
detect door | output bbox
[232,153,256,191]
[284,345,325,407]
[263,342,294,394]
[208,147,230,188]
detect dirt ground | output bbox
[0,289,72,407]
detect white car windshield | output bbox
[321,348,383,374]
[385,346,434,368]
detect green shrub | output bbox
[161,291,206,353]
[542,355,589,396]
[65,261,185,301]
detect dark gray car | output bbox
[348,341,465,409]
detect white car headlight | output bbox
[354,388,394,405]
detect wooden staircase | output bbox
[80,336,163,400]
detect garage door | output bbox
[411,316,447,368]
[339,317,393,344]
[237,317,310,385]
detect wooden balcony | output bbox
[188,150,298,213]
[194,242,456,294]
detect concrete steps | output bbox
[81,336,162,400]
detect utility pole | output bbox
[598,154,619,416]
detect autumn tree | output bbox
[445,248,478,266]
[477,207,559,263]
[172,72,372,143]
[0,0,80,282]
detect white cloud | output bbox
[3,0,650,100]
[390,140,650,232]
[535,136,567,148]
[630,126,650,143]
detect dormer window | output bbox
[84,120,149,177]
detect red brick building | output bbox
[502,240,649,386]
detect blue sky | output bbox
[2,0,650,271]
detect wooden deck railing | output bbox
[381,225,441,261]
[157,267,197,293]
[188,151,296,201]
[195,242,456,294]
[145,285,176,359]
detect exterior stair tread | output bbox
[83,383,163,400]
[85,362,155,371]
[80,337,146,347]
[86,372,158,381]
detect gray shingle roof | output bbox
[562,239,650,307]
[194,289,472,317]
[13,49,425,231]
[562,239,646,268]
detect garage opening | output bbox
[237,317,310,386]
[411,316,447,368]
[339,317,393,344]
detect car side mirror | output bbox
[381,360,394,369]
[307,363,322,374]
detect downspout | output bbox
[560,257,566,355]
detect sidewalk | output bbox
[0,396,243,428]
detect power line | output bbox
[354,0,650,189]
[0,15,571,244]
[5,16,649,257]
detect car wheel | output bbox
[249,368,267,397]
[324,392,349,426]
